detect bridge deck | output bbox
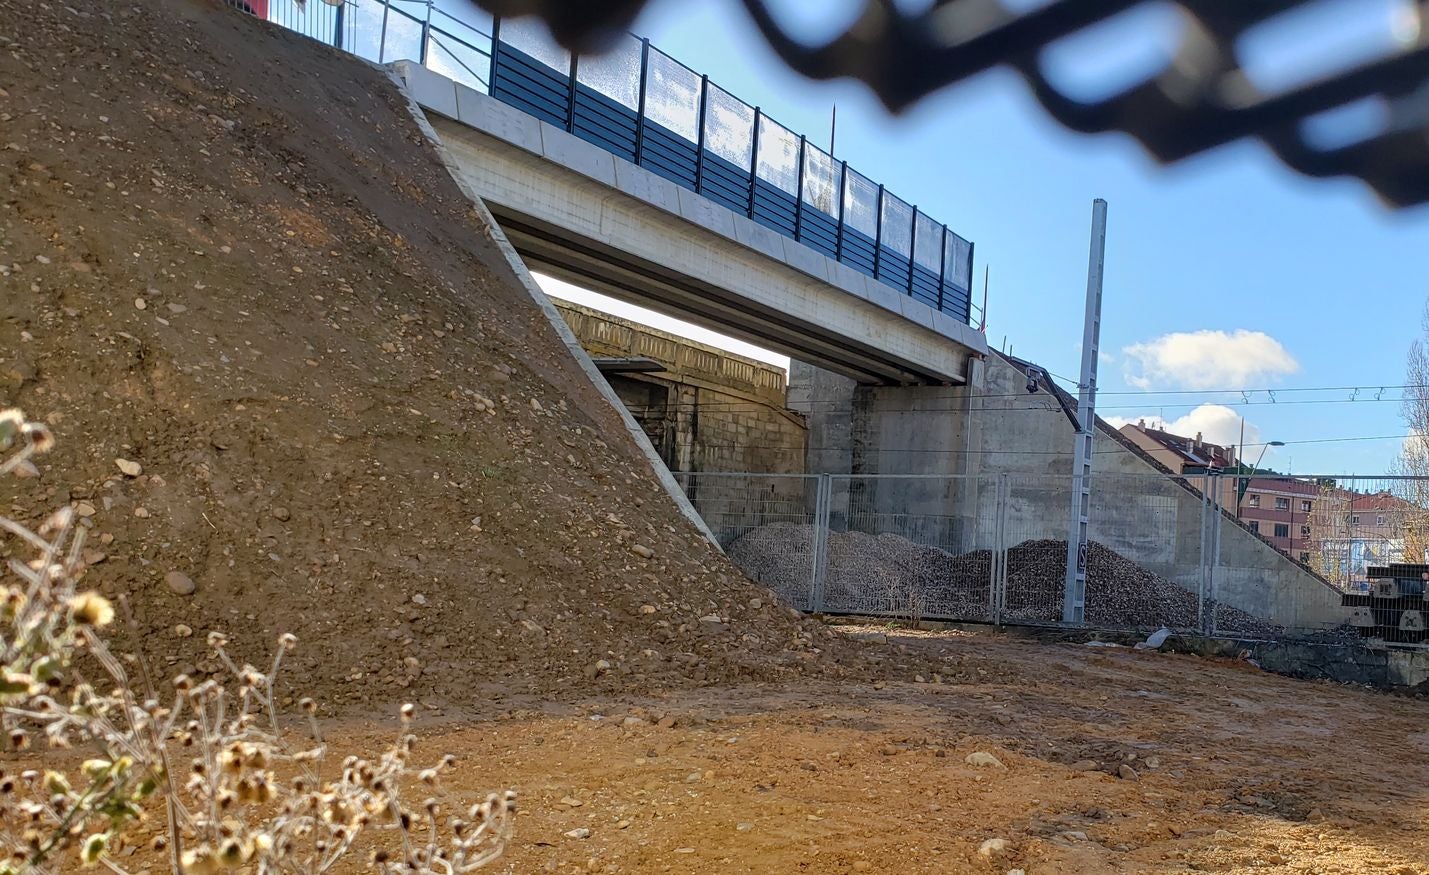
[402,61,986,385]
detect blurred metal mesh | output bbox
[476,0,1429,207]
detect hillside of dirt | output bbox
[0,0,901,712]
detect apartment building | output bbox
[1239,477,1320,561]
[1117,422,1240,509]
[1119,422,1320,559]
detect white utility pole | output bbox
[1063,198,1108,624]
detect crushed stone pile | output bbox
[995,540,1280,636]
[729,526,1281,636]
[0,0,928,713]
[727,524,991,620]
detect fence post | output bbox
[794,135,806,241]
[488,16,501,90]
[1197,474,1208,635]
[694,75,709,194]
[419,0,433,64]
[1208,471,1222,637]
[566,55,579,131]
[379,0,393,63]
[967,239,976,313]
[873,184,885,281]
[748,108,762,217]
[936,224,948,313]
[332,0,346,49]
[811,473,832,613]
[1000,474,1011,626]
[634,39,649,164]
[907,208,919,293]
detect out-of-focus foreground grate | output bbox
[474,0,1429,209]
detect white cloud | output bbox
[1122,330,1298,390]
[1109,404,1265,458]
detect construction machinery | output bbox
[1344,564,1429,644]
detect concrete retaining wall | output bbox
[787,351,1349,631]
[1169,636,1429,691]
[967,353,1348,631]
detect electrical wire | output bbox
[664,434,1413,456]
[615,395,1419,414]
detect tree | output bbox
[1393,304,1429,563]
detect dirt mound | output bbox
[0,0,880,712]
[729,526,1279,634]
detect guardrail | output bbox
[228,0,982,327]
[489,18,976,324]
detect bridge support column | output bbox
[788,359,984,551]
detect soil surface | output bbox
[7,3,1429,874]
[362,627,1429,874]
[96,626,1428,874]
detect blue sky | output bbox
[538,0,1426,475]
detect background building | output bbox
[1120,422,1325,561]
[1239,477,1320,561]
[1119,421,1242,519]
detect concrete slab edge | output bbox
[383,66,722,549]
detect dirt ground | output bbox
[246,626,1421,875]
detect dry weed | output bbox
[0,408,514,874]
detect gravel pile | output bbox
[728,527,1281,635]
[994,540,1280,635]
[726,524,990,619]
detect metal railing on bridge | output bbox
[224,0,980,327]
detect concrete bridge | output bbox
[388,20,985,385]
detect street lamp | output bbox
[1252,440,1286,472]
[1236,440,1285,511]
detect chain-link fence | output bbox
[679,470,1429,645]
[673,473,821,610]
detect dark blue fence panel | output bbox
[489,23,979,327]
[752,180,797,235]
[941,282,971,321]
[797,210,838,260]
[699,151,752,214]
[911,265,942,309]
[840,227,877,278]
[572,85,638,162]
[639,123,698,189]
[877,248,912,292]
[492,44,568,127]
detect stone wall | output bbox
[554,302,807,476]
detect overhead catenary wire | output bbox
[613,394,1421,415]
[659,434,1415,456]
